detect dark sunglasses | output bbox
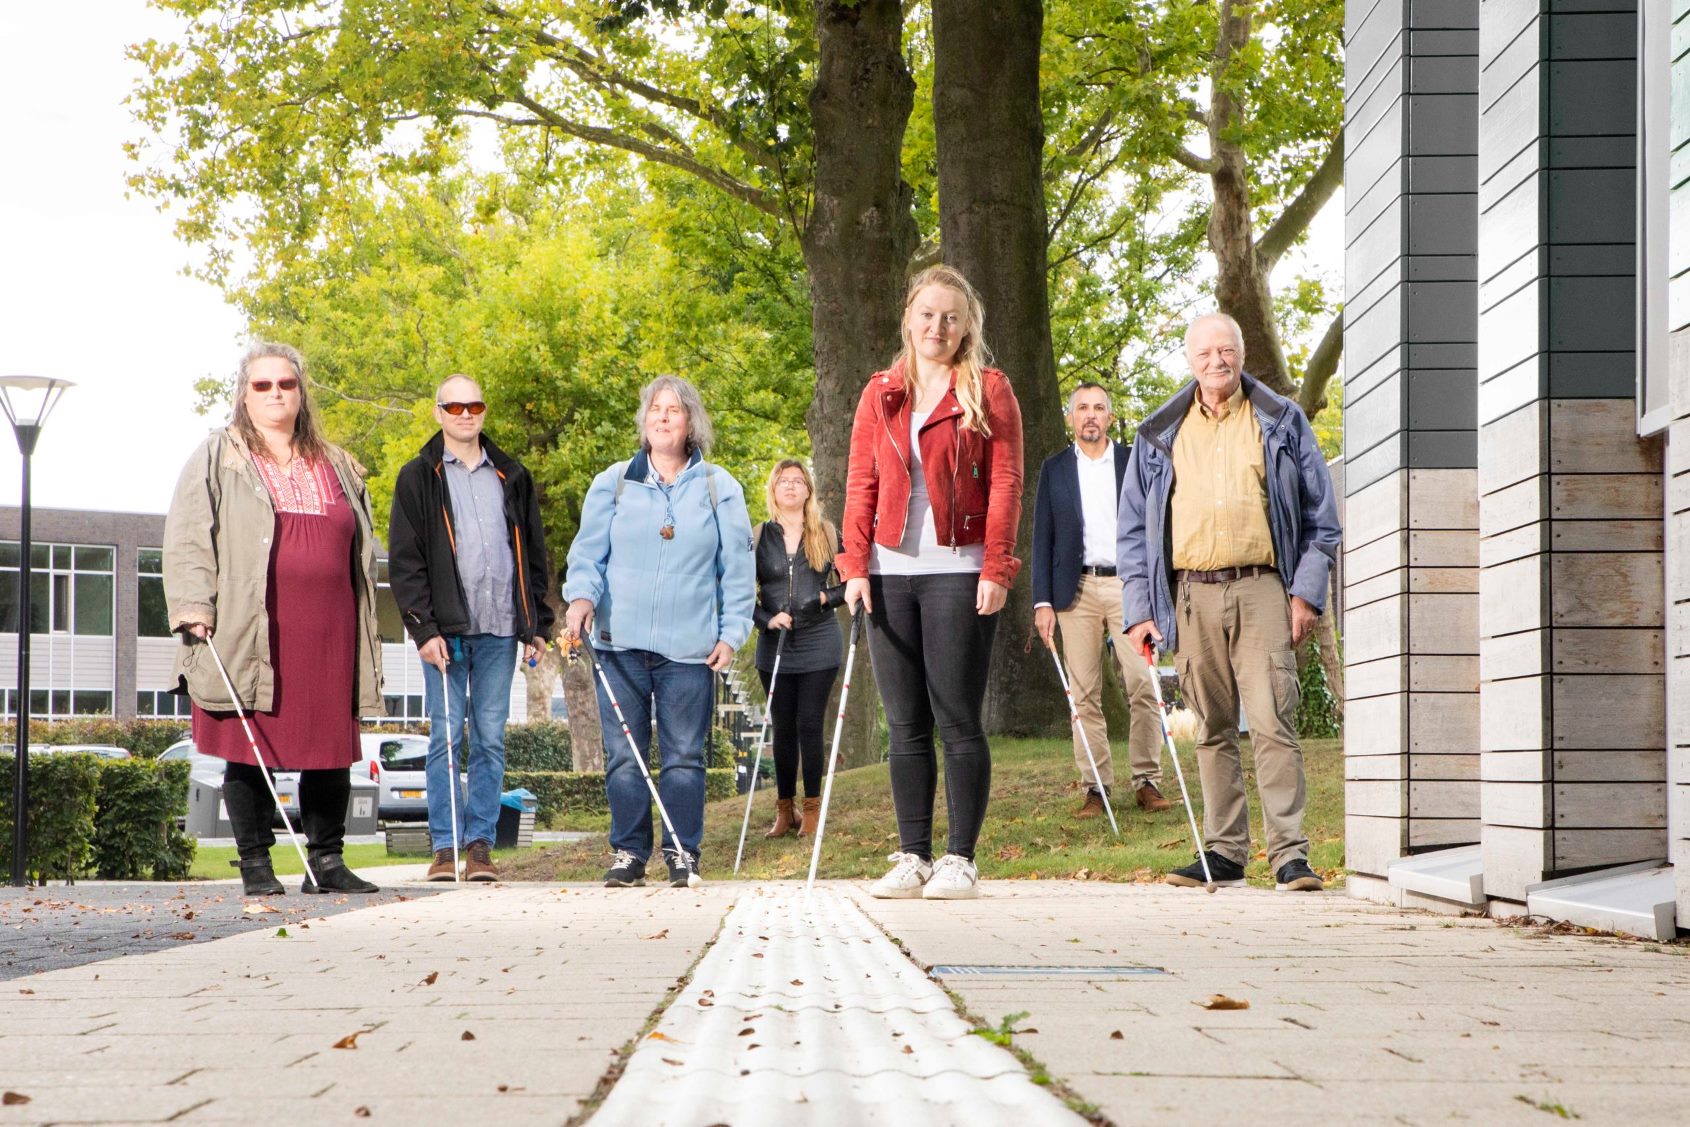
[249,378,300,393]
[438,401,487,416]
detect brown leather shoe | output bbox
[1136,781,1173,812]
[764,797,797,838]
[1076,789,1107,819]
[426,848,457,882]
[797,796,822,836]
[463,840,498,882]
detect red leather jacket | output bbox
[837,362,1024,587]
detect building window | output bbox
[0,540,116,637]
[381,693,426,721]
[138,548,170,638]
[136,691,193,718]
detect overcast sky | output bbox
[0,6,1341,518]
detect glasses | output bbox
[775,477,808,488]
[438,401,487,416]
[249,378,300,393]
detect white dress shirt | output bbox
[1077,441,1119,566]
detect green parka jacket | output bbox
[163,427,384,715]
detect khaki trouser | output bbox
[1056,574,1162,791]
[1173,570,1309,871]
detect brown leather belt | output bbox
[1178,565,1271,584]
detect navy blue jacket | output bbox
[1031,441,1131,611]
[1117,375,1340,654]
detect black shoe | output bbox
[1165,850,1247,888]
[301,856,379,894]
[1274,857,1325,892]
[233,858,284,897]
[604,850,647,888]
[664,848,701,888]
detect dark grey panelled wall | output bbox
[1344,0,1482,887]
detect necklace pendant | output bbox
[660,523,675,541]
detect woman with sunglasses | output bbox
[563,375,755,888]
[163,342,385,896]
[840,264,1024,901]
[750,459,844,839]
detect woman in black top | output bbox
[752,459,844,837]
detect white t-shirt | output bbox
[871,411,987,576]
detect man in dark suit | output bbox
[1033,382,1171,819]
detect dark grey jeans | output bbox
[867,572,998,861]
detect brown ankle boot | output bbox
[764,798,797,838]
[797,796,822,836]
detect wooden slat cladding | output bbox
[1343,0,1481,883]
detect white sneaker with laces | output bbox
[869,852,932,899]
[921,854,979,900]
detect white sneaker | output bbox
[869,852,933,899]
[921,854,979,900]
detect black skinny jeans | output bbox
[757,665,837,799]
[222,761,351,864]
[867,572,998,861]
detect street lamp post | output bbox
[0,376,73,886]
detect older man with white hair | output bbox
[1118,312,1340,892]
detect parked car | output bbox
[35,744,131,760]
[160,738,301,828]
[353,733,434,821]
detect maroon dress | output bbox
[193,457,359,770]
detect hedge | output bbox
[0,719,190,759]
[507,768,735,822]
[0,753,195,882]
[504,722,572,771]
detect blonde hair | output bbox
[230,341,332,464]
[763,459,836,573]
[894,264,993,436]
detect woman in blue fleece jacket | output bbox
[563,375,755,889]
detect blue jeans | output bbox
[422,633,518,851]
[593,647,711,860]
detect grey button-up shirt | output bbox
[442,447,517,637]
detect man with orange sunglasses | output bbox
[388,374,554,882]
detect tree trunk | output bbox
[802,0,919,765]
[931,0,1068,736]
[562,648,605,772]
[1207,0,1293,397]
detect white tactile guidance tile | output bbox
[590,885,1086,1126]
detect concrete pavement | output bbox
[0,879,1685,1124]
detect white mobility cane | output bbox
[201,633,317,889]
[1043,636,1120,837]
[1139,638,1216,894]
[436,647,462,883]
[804,608,864,899]
[573,635,701,888]
[733,628,787,875]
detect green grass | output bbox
[189,842,540,880]
[502,736,1344,887]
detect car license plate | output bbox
[399,789,424,799]
[278,795,293,805]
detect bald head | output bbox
[436,374,482,403]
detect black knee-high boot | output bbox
[222,762,283,895]
[299,768,377,894]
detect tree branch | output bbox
[1297,308,1343,419]
[1257,130,1344,268]
[1173,147,1221,175]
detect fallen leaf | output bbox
[333,1031,363,1050]
[1109,1031,1123,1040]
[496,1084,525,1093]
[17,989,33,996]
[420,972,439,986]
[1196,995,1250,1011]
[901,1044,914,1054]
[168,932,196,941]
[1073,868,1091,880]
[747,1043,761,1050]
[738,1028,755,1037]
[2,1092,29,1106]
[182,910,195,921]
[274,927,289,938]
[751,952,764,959]
[662,1057,683,1066]
[243,904,281,915]
[354,1107,371,1118]
[789,979,803,986]
[648,1031,680,1043]
[460,1031,476,1041]
[642,929,669,940]
[995,844,1024,861]
[698,998,714,1007]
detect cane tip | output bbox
[687,873,703,889]
[1204,883,1217,895]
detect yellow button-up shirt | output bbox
[1170,383,1275,571]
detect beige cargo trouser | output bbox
[1056,574,1161,791]
[1172,570,1309,871]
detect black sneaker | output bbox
[1274,857,1325,892]
[1165,850,1247,888]
[664,848,702,888]
[604,849,647,887]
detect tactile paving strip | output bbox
[590,886,1086,1126]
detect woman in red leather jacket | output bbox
[839,264,1024,901]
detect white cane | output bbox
[804,608,864,899]
[1043,636,1119,836]
[1139,638,1216,893]
[437,649,462,883]
[733,628,786,875]
[201,633,317,888]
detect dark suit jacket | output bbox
[1031,441,1131,611]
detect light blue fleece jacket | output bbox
[563,449,756,662]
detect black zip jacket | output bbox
[388,432,555,648]
[753,521,844,631]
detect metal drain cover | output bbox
[928,965,1169,977]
